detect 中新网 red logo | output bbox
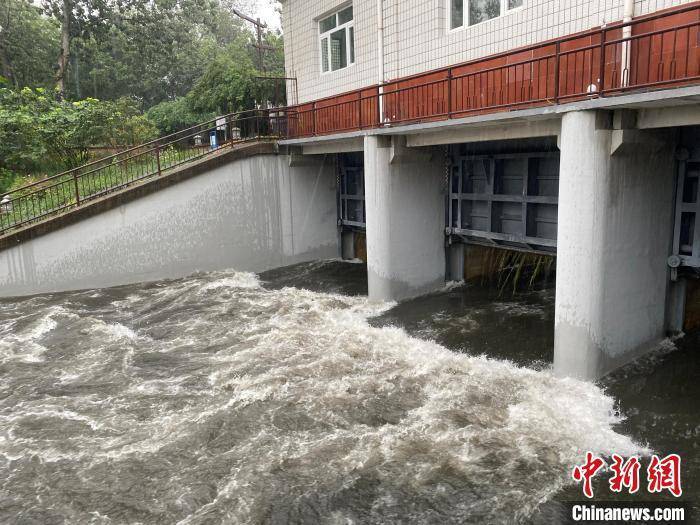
[572,453,682,498]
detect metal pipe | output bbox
[621,0,635,86]
[376,0,385,123]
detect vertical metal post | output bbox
[358,92,363,130]
[155,144,162,176]
[312,102,317,136]
[554,41,561,103]
[376,86,381,126]
[447,68,453,118]
[73,172,80,205]
[599,27,606,96]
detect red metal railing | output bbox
[284,2,700,138]
[0,110,286,234]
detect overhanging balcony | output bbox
[281,2,700,140]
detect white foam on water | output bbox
[0,270,645,524]
[0,306,69,363]
[492,301,549,317]
[199,271,261,291]
[176,283,644,523]
[0,407,103,430]
[442,280,468,291]
[81,318,141,342]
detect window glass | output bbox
[452,0,523,29]
[321,37,329,72]
[469,0,500,25]
[451,0,464,29]
[330,28,347,71]
[349,26,355,63]
[319,5,354,73]
[338,6,353,24]
[320,14,336,33]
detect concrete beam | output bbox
[610,128,674,156]
[302,137,364,155]
[390,135,435,164]
[637,104,700,129]
[613,109,637,130]
[404,118,561,148]
[287,148,318,167]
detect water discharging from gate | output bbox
[0,261,696,523]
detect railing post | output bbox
[554,41,561,103]
[312,102,317,136]
[376,86,381,127]
[73,172,80,206]
[358,92,363,130]
[447,68,453,118]
[599,27,606,96]
[155,144,162,176]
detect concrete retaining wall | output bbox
[0,154,338,297]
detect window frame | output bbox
[318,5,355,75]
[448,0,524,32]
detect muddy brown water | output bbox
[0,260,696,524]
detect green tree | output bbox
[67,0,251,106]
[0,0,60,89]
[147,97,214,135]
[42,0,113,98]
[0,87,157,191]
[186,41,256,114]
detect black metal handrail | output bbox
[0,109,288,234]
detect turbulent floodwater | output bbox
[0,261,685,524]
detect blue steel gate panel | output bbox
[447,152,559,253]
[339,166,366,229]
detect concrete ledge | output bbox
[0,141,277,253]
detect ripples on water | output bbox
[0,262,666,523]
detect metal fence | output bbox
[0,109,286,235]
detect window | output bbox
[449,0,522,29]
[319,5,355,73]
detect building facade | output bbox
[282,0,692,104]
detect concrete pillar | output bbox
[364,135,446,301]
[554,110,676,380]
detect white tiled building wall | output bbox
[282,0,694,104]
[282,0,379,104]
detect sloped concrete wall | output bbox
[0,154,338,297]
